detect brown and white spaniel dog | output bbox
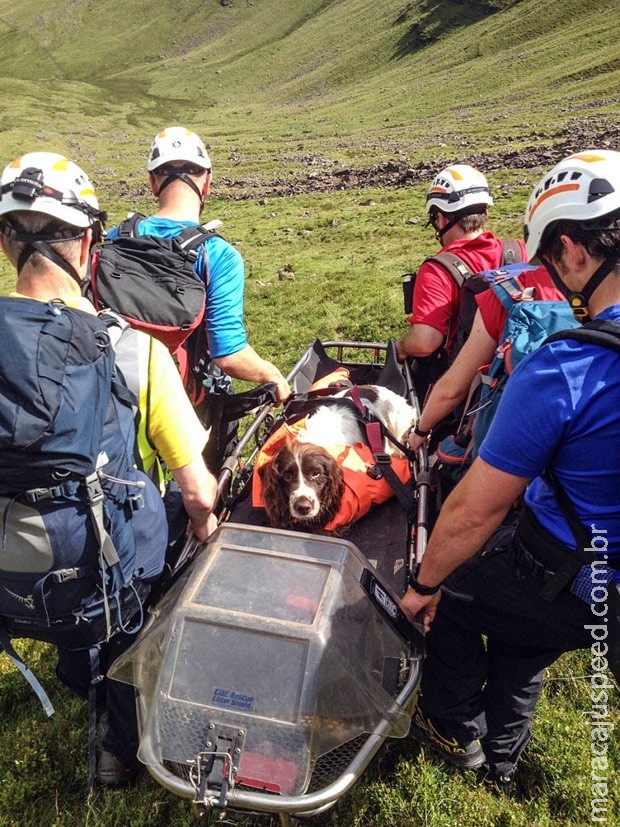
[258,385,416,532]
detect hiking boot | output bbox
[410,706,486,770]
[480,764,525,802]
[95,748,142,787]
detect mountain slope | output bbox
[0,0,617,182]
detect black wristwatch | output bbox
[413,421,431,438]
[408,563,441,596]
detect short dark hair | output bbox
[540,214,620,262]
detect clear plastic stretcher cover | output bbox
[109,523,412,796]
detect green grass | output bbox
[0,0,619,824]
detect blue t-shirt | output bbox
[105,216,247,359]
[479,304,620,591]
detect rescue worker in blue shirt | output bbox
[400,149,620,795]
[106,127,290,468]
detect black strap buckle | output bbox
[26,485,63,502]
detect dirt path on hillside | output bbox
[217,119,620,199]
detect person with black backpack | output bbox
[98,126,290,471]
[0,152,219,787]
[400,150,620,795]
[396,164,527,404]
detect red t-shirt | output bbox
[409,232,527,353]
[476,266,565,342]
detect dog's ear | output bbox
[259,450,291,528]
[259,444,286,481]
[272,443,295,478]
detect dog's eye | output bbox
[279,466,296,481]
[309,471,323,482]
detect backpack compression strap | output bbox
[490,275,531,311]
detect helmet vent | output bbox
[588,177,615,203]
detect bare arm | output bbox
[409,311,497,449]
[396,322,444,361]
[400,458,530,628]
[213,345,290,403]
[169,455,220,542]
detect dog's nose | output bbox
[292,497,314,516]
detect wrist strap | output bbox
[413,420,431,438]
[408,563,441,595]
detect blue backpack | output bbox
[0,299,167,661]
[437,268,579,485]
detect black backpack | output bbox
[89,213,220,353]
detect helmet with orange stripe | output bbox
[524,150,620,261]
[425,164,493,242]
[524,150,620,320]
[426,164,493,216]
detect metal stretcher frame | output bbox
[138,340,430,825]
[216,340,430,566]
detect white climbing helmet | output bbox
[425,164,493,215]
[147,126,212,172]
[524,149,620,261]
[0,152,103,229]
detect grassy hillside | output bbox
[0,2,618,826]
[0,0,618,183]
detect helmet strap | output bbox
[432,205,486,244]
[436,215,458,244]
[158,172,204,204]
[17,239,83,289]
[543,252,620,323]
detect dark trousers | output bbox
[57,630,142,766]
[420,528,596,776]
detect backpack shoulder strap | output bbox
[425,250,473,289]
[98,312,140,403]
[116,213,145,238]
[545,319,620,352]
[490,275,527,312]
[501,238,523,265]
[175,221,223,289]
[176,220,222,252]
[537,319,620,601]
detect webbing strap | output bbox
[85,472,120,642]
[85,473,120,570]
[501,238,522,265]
[363,420,416,520]
[0,632,55,717]
[490,275,527,311]
[87,644,103,790]
[427,251,472,289]
[429,238,523,293]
